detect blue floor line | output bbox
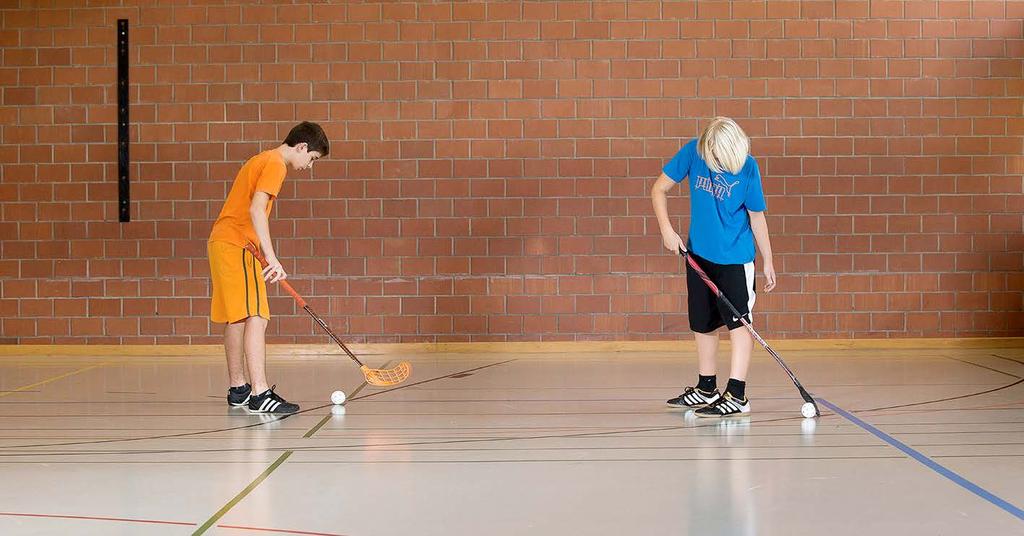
[817,397,1024,522]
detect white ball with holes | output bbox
[330,390,347,405]
[801,402,817,419]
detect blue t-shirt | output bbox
[662,139,766,265]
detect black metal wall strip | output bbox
[117,19,130,222]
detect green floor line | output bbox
[191,367,378,535]
[303,415,332,438]
[192,450,293,535]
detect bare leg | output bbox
[224,320,247,387]
[244,316,270,393]
[694,330,719,378]
[728,326,753,382]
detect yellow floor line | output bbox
[0,364,106,398]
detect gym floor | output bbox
[1,345,1022,535]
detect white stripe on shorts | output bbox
[744,261,755,324]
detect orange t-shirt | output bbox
[209,149,287,248]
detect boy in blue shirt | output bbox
[651,117,777,417]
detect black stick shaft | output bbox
[301,304,365,367]
[679,248,816,405]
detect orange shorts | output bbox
[208,241,270,323]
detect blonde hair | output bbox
[698,117,750,175]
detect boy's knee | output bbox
[244,316,269,329]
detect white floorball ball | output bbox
[330,390,347,405]
[801,402,818,419]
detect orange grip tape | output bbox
[243,242,307,308]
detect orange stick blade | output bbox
[360,362,411,387]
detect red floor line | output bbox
[218,524,346,536]
[0,512,346,535]
[0,511,195,527]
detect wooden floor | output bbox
[0,344,1023,535]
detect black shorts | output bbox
[686,252,756,333]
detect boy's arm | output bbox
[748,210,776,292]
[651,173,685,252]
[250,191,287,283]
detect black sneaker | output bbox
[666,386,721,408]
[694,392,750,418]
[247,385,299,414]
[227,383,252,407]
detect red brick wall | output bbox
[1,1,1022,344]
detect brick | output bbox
[0,4,1017,342]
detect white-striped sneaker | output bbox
[247,385,299,414]
[666,387,721,408]
[693,392,750,417]
[227,383,251,407]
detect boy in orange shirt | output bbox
[208,122,329,414]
